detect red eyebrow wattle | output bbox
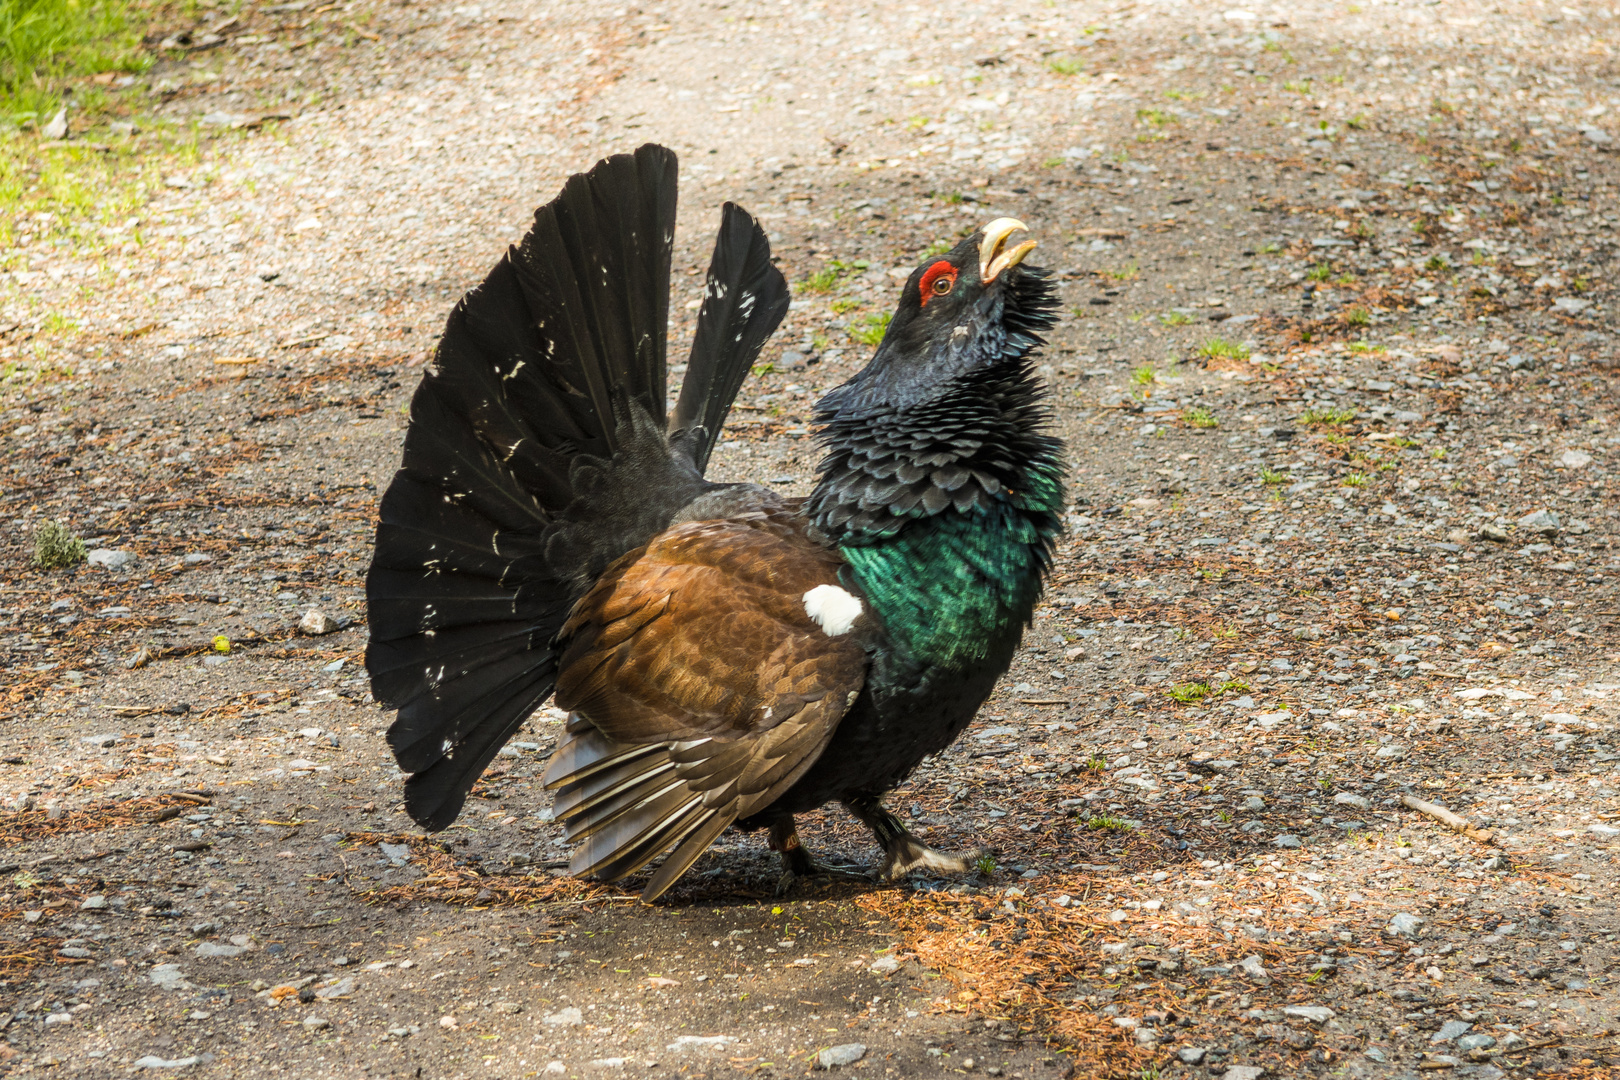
[918,260,957,305]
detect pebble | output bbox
[1456,1033,1497,1051]
[315,977,355,999]
[298,609,341,636]
[1387,913,1426,939]
[83,733,121,748]
[195,943,245,958]
[1283,1006,1335,1024]
[1272,835,1302,849]
[79,895,107,910]
[1176,1047,1206,1064]
[869,955,900,975]
[133,1057,201,1070]
[42,108,69,140]
[1221,1068,1265,1080]
[1236,954,1270,985]
[87,549,137,569]
[302,1016,331,1030]
[817,1044,867,1069]
[1559,449,1592,469]
[1431,1019,1472,1043]
[544,1007,584,1026]
[1333,792,1370,810]
[1517,509,1560,536]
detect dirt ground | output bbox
[2,0,1618,1077]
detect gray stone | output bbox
[1431,1019,1472,1043]
[1498,1033,1527,1052]
[182,553,212,565]
[1241,796,1266,811]
[302,1015,331,1030]
[1559,449,1593,469]
[42,108,68,140]
[1387,912,1425,939]
[1517,509,1560,536]
[1456,1034,1497,1051]
[149,965,192,991]
[869,955,900,975]
[1283,1006,1335,1024]
[1236,954,1270,984]
[817,1044,867,1069]
[1273,835,1302,849]
[1363,1047,1388,1063]
[299,609,340,636]
[1221,1068,1265,1080]
[83,733,121,748]
[195,942,244,958]
[1333,792,1370,810]
[544,1007,584,1026]
[314,977,354,999]
[134,1057,201,1070]
[1177,1046,1207,1064]
[58,947,93,959]
[88,549,137,569]
[79,895,107,910]
[380,841,414,867]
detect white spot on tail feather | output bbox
[803,584,862,637]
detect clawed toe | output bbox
[878,840,989,881]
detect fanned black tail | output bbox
[365,145,788,832]
[669,204,791,473]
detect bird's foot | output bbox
[843,795,991,882]
[770,817,868,895]
[876,835,990,881]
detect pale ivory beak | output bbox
[978,218,1037,284]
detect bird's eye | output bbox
[918,260,958,307]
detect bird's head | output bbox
[821,219,1059,416]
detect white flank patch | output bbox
[803,584,862,637]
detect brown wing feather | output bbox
[540,509,866,900]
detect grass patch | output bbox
[1343,305,1371,327]
[1105,260,1139,281]
[802,267,842,294]
[1260,468,1286,486]
[1347,341,1385,354]
[1085,815,1134,832]
[2,0,151,121]
[1159,310,1192,326]
[848,311,891,346]
[1195,337,1250,362]
[1047,57,1083,76]
[1131,364,1156,386]
[1306,263,1332,282]
[1184,407,1218,429]
[1341,472,1369,487]
[1135,108,1176,129]
[32,520,85,569]
[1300,405,1357,426]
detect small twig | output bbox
[1398,794,1497,846]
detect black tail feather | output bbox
[367,146,697,831]
[669,203,790,473]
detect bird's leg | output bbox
[768,816,866,896]
[844,796,989,881]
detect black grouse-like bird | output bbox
[366,144,1064,900]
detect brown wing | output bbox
[540,508,867,900]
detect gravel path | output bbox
[1,1,1617,1077]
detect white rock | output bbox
[667,1034,736,1049]
[545,1007,584,1026]
[869,954,900,975]
[1236,954,1269,984]
[1284,1005,1336,1023]
[1560,449,1593,469]
[133,1056,201,1069]
[42,109,68,140]
[299,609,340,636]
[1387,912,1426,938]
[817,1044,867,1069]
[88,549,137,569]
[1589,824,1620,838]
[1333,792,1370,810]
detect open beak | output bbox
[979,218,1037,284]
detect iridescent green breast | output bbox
[840,458,1063,673]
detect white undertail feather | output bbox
[802,584,862,637]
